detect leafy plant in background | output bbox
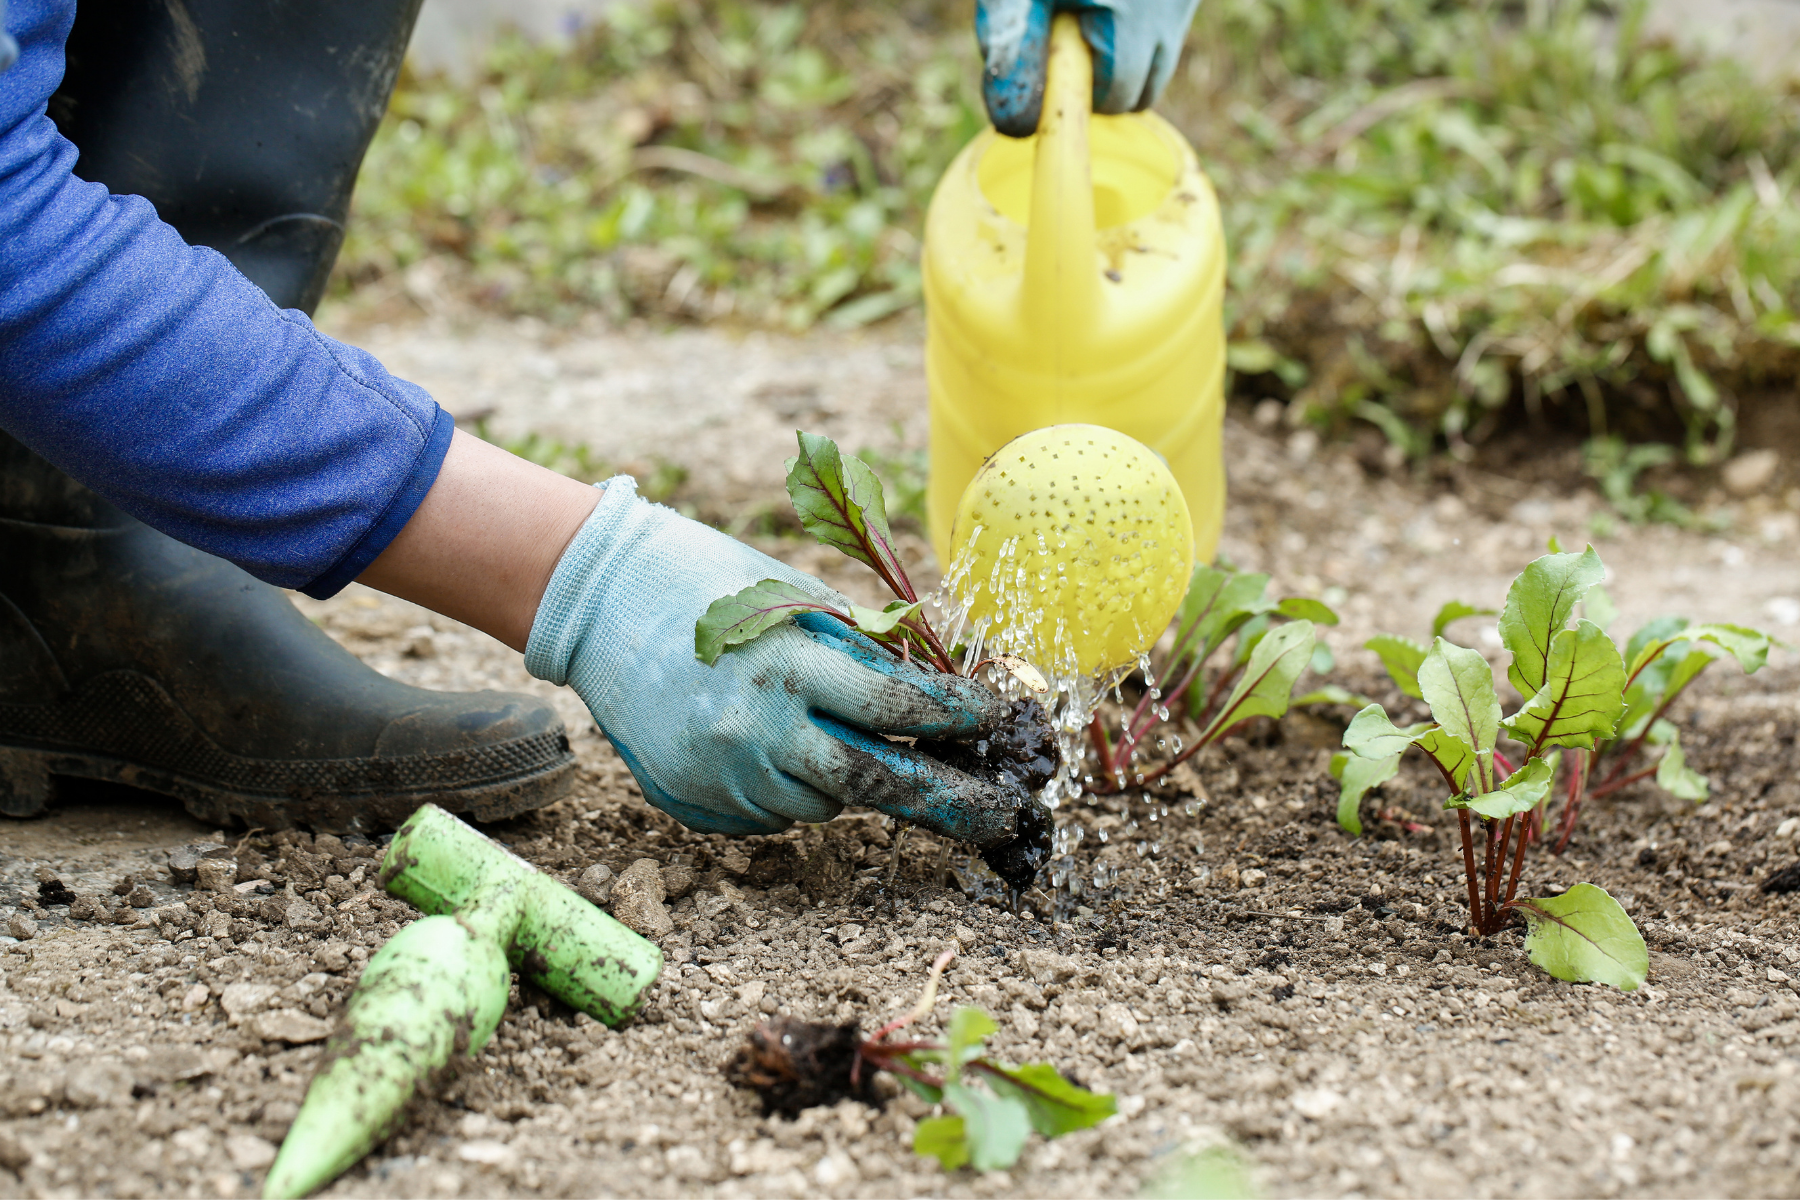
[336,0,982,328]
[1085,565,1333,795]
[1183,0,1800,460]
[1581,435,1705,530]
[1335,547,1664,988]
[338,0,1800,460]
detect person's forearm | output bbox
[356,430,601,652]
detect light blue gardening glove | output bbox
[526,477,1023,844]
[977,0,1203,137]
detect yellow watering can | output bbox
[923,13,1227,574]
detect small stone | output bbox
[734,980,766,1012]
[284,900,323,929]
[1724,448,1780,497]
[716,848,751,876]
[64,1059,135,1108]
[225,1134,278,1170]
[1240,868,1268,889]
[180,983,211,1012]
[314,942,351,973]
[127,884,155,909]
[457,1139,516,1166]
[1019,948,1079,984]
[1292,1088,1344,1119]
[6,914,36,940]
[252,1009,334,1044]
[575,864,615,906]
[1098,1002,1141,1046]
[0,1129,29,1172]
[661,863,696,901]
[1770,968,1792,984]
[220,982,281,1021]
[609,859,673,938]
[195,859,238,892]
[68,894,103,921]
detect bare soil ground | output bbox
[6,314,1800,1200]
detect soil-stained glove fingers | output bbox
[782,715,1021,847]
[977,0,1054,137]
[792,613,1012,740]
[601,722,842,834]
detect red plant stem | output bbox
[1493,750,1516,780]
[1480,817,1500,921]
[1115,656,1206,771]
[1589,764,1658,800]
[1552,748,1593,855]
[1486,814,1515,911]
[1457,810,1482,935]
[1502,811,1532,910]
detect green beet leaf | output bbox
[984,1062,1116,1138]
[785,431,913,601]
[944,1082,1032,1172]
[1330,750,1401,837]
[1455,755,1553,819]
[1498,545,1605,696]
[1624,615,1690,675]
[1175,566,1273,666]
[1365,633,1427,699]
[1294,685,1376,709]
[1415,726,1476,792]
[913,1115,970,1170]
[1418,638,1502,793]
[1516,883,1648,991]
[1583,583,1619,631]
[944,1006,997,1078]
[1432,600,1497,641]
[695,579,843,665]
[1277,596,1340,625]
[1343,704,1430,759]
[1204,621,1315,740]
[846,600,923,636]
[1654,728,1708,801]
[1501,619,1626,752]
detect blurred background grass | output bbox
[332,0,1800,465]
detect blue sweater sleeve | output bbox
[0,0,451,599]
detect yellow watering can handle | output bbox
[1022,13,1099,350]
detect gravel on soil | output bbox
[5,317,1800,1199]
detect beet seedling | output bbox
[1086,563,1333,793]
[1336,547,1662,988]
[696,431,959,673]
[725,950,1114,1171]
[694,431,1057,886]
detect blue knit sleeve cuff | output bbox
[297,404,455,600]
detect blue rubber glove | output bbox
[977,0,1202,137]
[526,477,1024,845]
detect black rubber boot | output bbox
[49,0,425,313]
[0,432,576,831]
[7,3,579,830]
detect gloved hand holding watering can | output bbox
[977,0,1203,136]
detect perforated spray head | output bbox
[947,424,1194,678]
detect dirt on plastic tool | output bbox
[263,804,663,1200]
[923,13,1227,568]
[946,424,1194,680]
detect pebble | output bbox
[1723,448,1780,497]
[224,1134,278,1171]
[1292,1088,1344,1120]
[6,914,36,941]
[252,1009,334,1044]
[610,859,673,938]
[195,859,238,892]
[575,863,615,906]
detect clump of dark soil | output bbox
[918,697,1060,888]
[722,1016,879,1117]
